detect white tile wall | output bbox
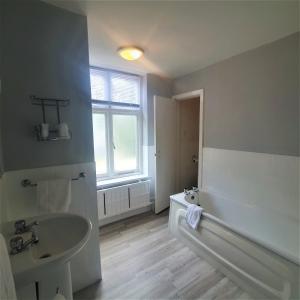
[203,147,299,220]
[201,147,300,261]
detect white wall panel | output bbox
[201,147,299,262]
[203,148,299,220]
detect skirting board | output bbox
[99,205,152,227]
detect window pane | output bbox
[111,73,140,104]
[92,113,107,175]
[90,69,107,100]
[113,115,138,172]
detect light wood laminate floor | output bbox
[74,210,253,300]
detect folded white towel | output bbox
[186,204,203,230]
[37,179,71,213]
[0,233,17,300]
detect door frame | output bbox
[172,89,204,188]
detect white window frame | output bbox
[91,67,143,180]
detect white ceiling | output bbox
[44,0,299,78]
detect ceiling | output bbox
[44,0,299,78]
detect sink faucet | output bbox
[10,219,39,255]
[14,219,39,234]
[10,230,39,255]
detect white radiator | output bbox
[129,181,151,209]
[97,180,150,220]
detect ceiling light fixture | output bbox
[118,46,144,61]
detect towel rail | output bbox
[21,172,86,187]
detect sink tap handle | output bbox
[27,220,39,229]
[10,236,24,254]
[14,220,39,234]
[14,219,26,234]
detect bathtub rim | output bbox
[170,193,300,266]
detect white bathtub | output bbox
[169,192,300,300]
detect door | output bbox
[154,96,177,213]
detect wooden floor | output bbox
[74,210,253,300]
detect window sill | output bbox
[97,174,150,190]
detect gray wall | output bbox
[173,32,299,157]
[2,0,94,171]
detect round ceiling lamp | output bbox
[118,46,144,61]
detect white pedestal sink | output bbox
[2,213,92,300]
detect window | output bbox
[90,68,143,179]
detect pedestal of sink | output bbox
[17,262,72,300]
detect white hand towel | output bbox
[0,233,17,300]
[186,204,203,230]
[37,179,71,213]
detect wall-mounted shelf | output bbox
[31,95,71,141]
[31,95,70,107]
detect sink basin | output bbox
[2,213,91,286]
[31,214,91,261]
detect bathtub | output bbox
[169,192,300,300]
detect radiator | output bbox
[97,180,150,220]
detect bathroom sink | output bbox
[30,214,91,261]
[2,213,91,286]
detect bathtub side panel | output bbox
[169,198,300,300]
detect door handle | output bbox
[192,155,198,163]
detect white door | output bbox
[154,96,177,213]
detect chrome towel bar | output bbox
[21,172,86,187]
